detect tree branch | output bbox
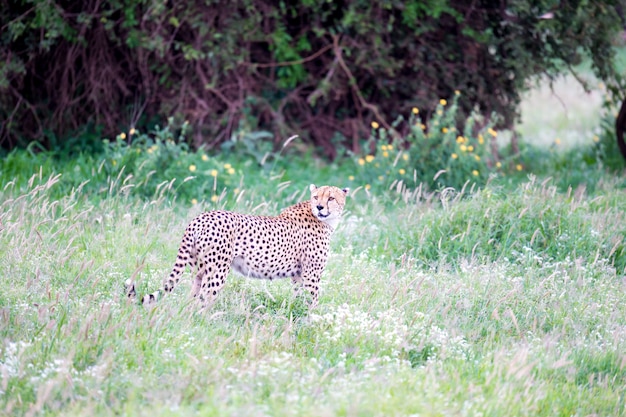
[330,34,397,136]
[248,43,333,68]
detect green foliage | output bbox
[0,121,245,205]
[351,94,511,191]
[269,23,308,89]
[90,127,248,204]
[1,0,623,157]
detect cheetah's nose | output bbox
[316,205,324,211]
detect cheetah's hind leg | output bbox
[291,276,304,298]
[190,262,216,309]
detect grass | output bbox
[2,56,626,415]
[1,160,626,415]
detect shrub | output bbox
[101,122,244,203]
[351,93,514,191]
[0,120,244,205]
[1,0,622,157]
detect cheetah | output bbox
[125,184,348,308]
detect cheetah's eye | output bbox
[328,197,335,201]
[313,195,318,200]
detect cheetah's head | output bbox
[309,184,349,229]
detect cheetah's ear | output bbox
[309,184,317,193]
[342,188,350,196]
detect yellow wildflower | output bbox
[437,110,443,116]
[402,154,409,161]
[201,154,209,161]
[211,195,218,202]
[365,155,375,163]
[365,184,371,190]
[387,144,393,151]
[224,163,232,169]
[442,127,449,134]
[496,161,502,168]
[451,153,458,159]
[468,145,474,152]
[358,158,365,166]
[210,169,218,177]
[454,90,460,95]
[191,198,198,205]
[112,160,117,166]
[472,170,479,176]
[488,128,497,137]
[383,151,389,157]
[227,167,235,175]
[189,164,197,172]
[371,121,380,129]
[348,175,355,181]
[421,124,426,130]
[234,188,240,194]
[516,164,523,171]
[554,138,561,145]
[381,145,387,151]
[412,107,419,114]
[474,155,480,161]
[129,128,137,135]
[478,135,484,145]
[119,132,126,140]
[378,175,384,181]
[456,136,464,144]
[399,168,406,175]
[460,145,467,152]
[440,99,447,106]
[593,135,600,143]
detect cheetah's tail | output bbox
[125,228,194,307]
[124,279,163,306]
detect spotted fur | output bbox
[125,184,348,308]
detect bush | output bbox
[1,0,623,157]
[0,121,244,205]
[351,93,518,191]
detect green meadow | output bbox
[1,74,626,416]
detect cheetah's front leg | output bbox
[300,269,321,308]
